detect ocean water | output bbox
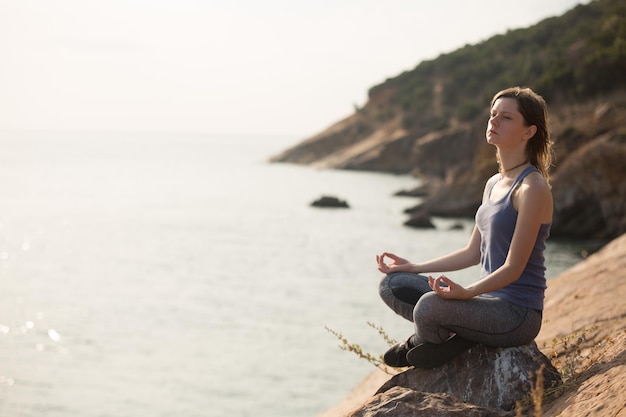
[0,131,582,417]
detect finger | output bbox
[439,275,454,289]
[427,275,434,289]
[432,276,442,288]
[433,276,442,288]
[377,260,389,273]
[434,277,446,294]
[383,252,397,261]
[434,276,448,293]
[432,279,445,297]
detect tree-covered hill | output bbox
[370,0,625,135]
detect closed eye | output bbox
[490,112,512,120]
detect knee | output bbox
[378,273,394,303]
[378,272,410,300]
[414,293,451,343]
[413,292,441,326]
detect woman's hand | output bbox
[428,275,474,300]
[376,252,414,274]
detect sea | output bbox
[0,130,584,417]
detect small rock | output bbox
[311,195,350,208]
[449,222,464,231]
[403,211,435,228]
[394,184,430,197]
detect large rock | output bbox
[550,129,626,239]
[349,388,510,417]
[349,342,561,416]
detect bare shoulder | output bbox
[517,171,553,222]
[520,171,551,195]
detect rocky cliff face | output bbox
[271,88,626,240]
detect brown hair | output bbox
[491,86,554,182]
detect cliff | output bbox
[318,232,626,416]
[271,0,626,240]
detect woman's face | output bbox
[486,97,535,147]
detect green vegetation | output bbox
[368,0,626,133]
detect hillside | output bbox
[270,0,626,240]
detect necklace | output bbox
[502,160,528,173]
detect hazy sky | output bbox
[1,0,588,137]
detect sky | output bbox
[0,0,589,137]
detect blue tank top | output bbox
[475,166,551,310]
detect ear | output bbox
[524,125,537,140]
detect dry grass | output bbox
[325,322,399,375]
[515,326,620,416]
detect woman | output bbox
[376,86,554,369]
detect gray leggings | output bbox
[379,272,542,347]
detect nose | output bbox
[489,114,499,126]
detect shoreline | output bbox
[317,233,626,417]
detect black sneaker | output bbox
[383,336,415,368]
[406,335,476,369]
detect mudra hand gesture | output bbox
[428,275,472,300]
[377,252,473,300]
[376,252,413,274]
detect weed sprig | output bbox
[325,321,399,375]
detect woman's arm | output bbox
[377,225,482,274]
[413,225,482,272]
[377,175,497,275]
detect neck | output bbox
[501,159,528,174]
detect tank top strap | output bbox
[512,165,538,189]
[494,165,538,203]
[487,165,539,203]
